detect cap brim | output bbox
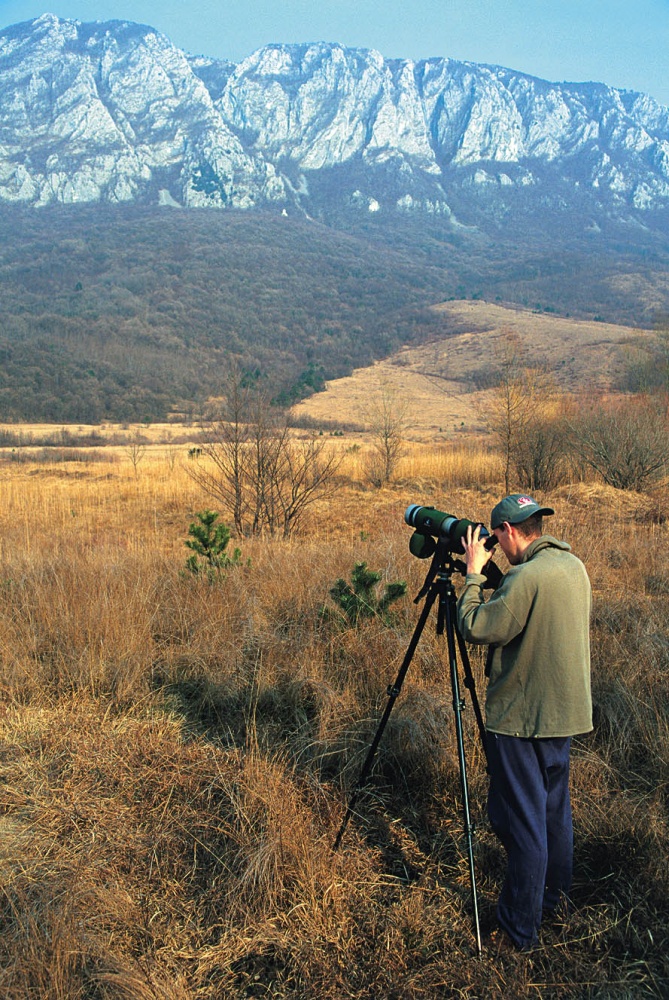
[509,505,555,524]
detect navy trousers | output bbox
[486,732,573,949]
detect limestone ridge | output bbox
[2,13,669,225]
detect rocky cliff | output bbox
[1,14,668,229]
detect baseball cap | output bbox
[490,494,555,530]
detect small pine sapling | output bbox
[184,510,246,580]
[329,561,406,626]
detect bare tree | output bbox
[364,383,410,487]
[479,331,558,491]
[568,394,669,491]
[187,372,342,537]
[269,432,343,537]
[125,433,146,477]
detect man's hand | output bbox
[462,524,493,576]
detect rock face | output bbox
[0,15,284,208]
[2,14,669,225]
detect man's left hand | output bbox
[462,524,493,576]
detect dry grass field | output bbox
[291,300,641,436]
[0,431,667,998]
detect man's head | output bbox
[490,494,555,564]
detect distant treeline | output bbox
[1,204,668,422]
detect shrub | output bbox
[568,394,669,490]
[511,416,570,491]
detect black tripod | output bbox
[332,542,488,955]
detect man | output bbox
[457,493,592,952]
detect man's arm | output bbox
[457,575,527,645]
[457,526,528,645]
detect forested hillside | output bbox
[0,207,456,422]
[1,204,669,422]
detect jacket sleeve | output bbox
[456,572,529,646]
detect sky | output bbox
[0,0,667,107]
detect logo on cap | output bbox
[517,496,535,507]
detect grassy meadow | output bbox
[0,431,667,998]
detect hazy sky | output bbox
[0,0,667,106]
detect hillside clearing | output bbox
[292,300,641,437]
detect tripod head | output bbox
[413,540,466,604]
[414,540,502,604]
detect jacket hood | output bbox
[521,534,571,563]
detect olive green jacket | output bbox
[456,535,593,738]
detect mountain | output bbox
[1,13,669,234]
[1,15,669,424]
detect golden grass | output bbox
[0,420,198,444]
[0,444,667,996]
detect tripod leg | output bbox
[332,583,439,853]
[443,583,483,956]
[455,627,489,770]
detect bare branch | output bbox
[568,394,669,490]
[186,370,343,536]
[364,383,411,487]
